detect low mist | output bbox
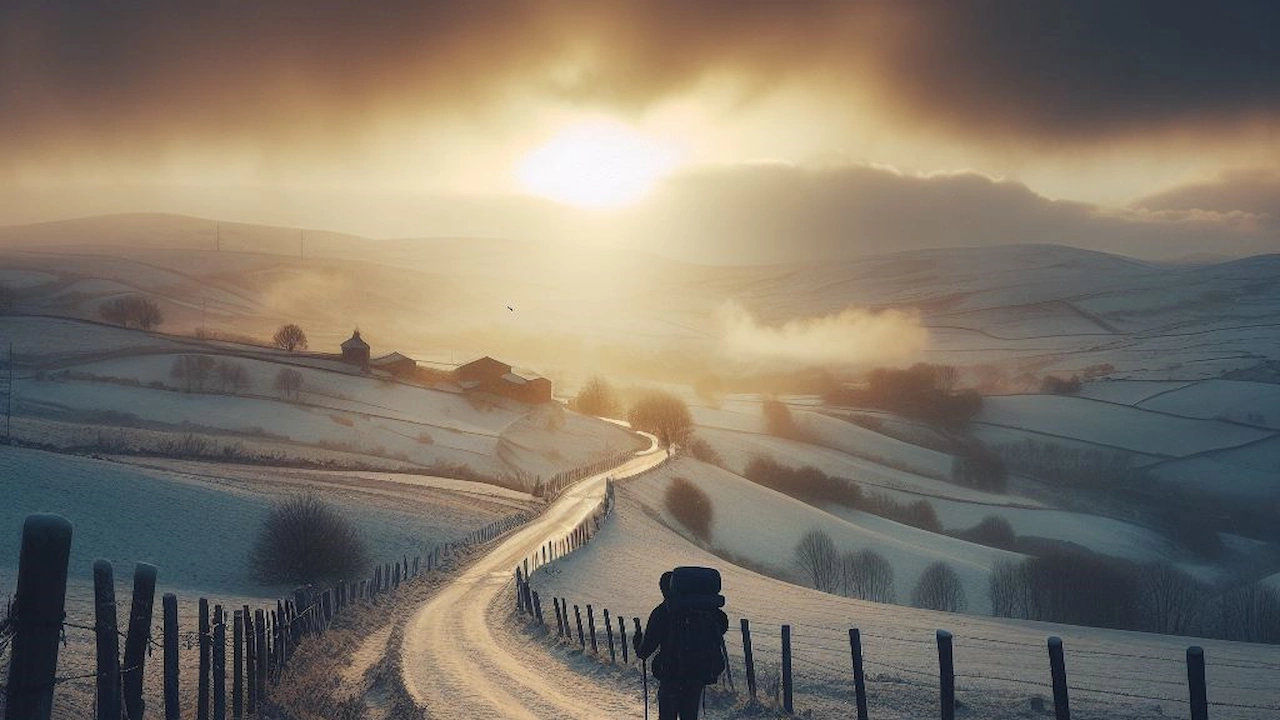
[715,300,928,369]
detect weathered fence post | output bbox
[94,559,122,720]
[937,630,955,720]
[515,569,525,612]
[739,619,756,701]
[1047,636,1069,720]
[604,609,616,663]
[213,605,226,720]
[532,590,545,625]
[255,609,268,705]
[232,611,244,720]
[1187,646,1208,720]
[553,598,565,637]
[849,629,868,720]
[619,616,629,663]
[587,604,599,654]
[4,514,73,720]
[781,624,793,714]
[124,562,159,720]
[163,593,180,720]
[245,606,257,713]
[574,605,586,648]
[198,598,211,720]
[321,590,333,629]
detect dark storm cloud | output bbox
[622,164,1278,263]
[2,0,1278,160]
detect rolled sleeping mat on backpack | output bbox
[670,566,725,607]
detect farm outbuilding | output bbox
[455,355,552,404]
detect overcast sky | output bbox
[2,0,1277,262]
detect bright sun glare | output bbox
[516,121,681,208]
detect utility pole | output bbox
[201,298,207,337]
[300,229,305,259]
[216,222,221,252]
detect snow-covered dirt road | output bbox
[400,438,664,719]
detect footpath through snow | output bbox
[399,437,665,719]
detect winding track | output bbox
[400,437,664,718]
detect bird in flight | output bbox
[507,305,514,312]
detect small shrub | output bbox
[841,549,896,603]
[328,414,355,428]
[794,528,840,592]
[666,476,713,543]
[249,494,368,586]
[571,376,619,417]
[912,562,967,612]
[962,515,1017,550]
[1040,375,1082,394]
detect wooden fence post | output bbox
[515,569,525,612]
[163,593,180,720]
[587,605,599,654]
[198,598,211,720]
[604,609,616,663]
[123,562,158,720]
[532,591,545,625]
[740,619,757,701]
[849,629,868,720]
[4,514,73,720]
[245,607,257,713]
[937,630,955,720]
[94,559,122,720]
[1047,636,1069,720]
[1187,646,1208,720]
[232,610,244,720]
[781,624,793,714]
[321,590,333,629]
[574,605,586,648]
[619,616,629,664]
[553,598,565,637]
[213,605,226,720]
[255,609,268,706]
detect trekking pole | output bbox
[642,658,649,720]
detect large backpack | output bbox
[665,566,728,684]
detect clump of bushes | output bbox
[99,295,163,330]
[950,440,1008,492]
[744,456,940,532]
[1040,375,1082,394]
[249,494,368,586]
[825,363,981,428]
[666,476,713,543]
[957,515,1017,550]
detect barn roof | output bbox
[371,352,414,366]
[340,330,370,350]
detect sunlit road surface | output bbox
[401,436,664,719]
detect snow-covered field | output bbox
[530,473,1280,719]
[976,394,1274,458]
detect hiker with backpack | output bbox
[634,567,730,719]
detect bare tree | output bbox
[988,559,1028,618]
[1215,582,1280,643]
[842,549,896,603]
[627,390,693,448]
[794,529,841,593]
[100,295,163,330]
[912,562,967,612]
[0,284,14,314]
[170,354,215,392]
[1136,563,1210,635]
[666,476,714,542]
[249,494,368,585]
[273,367,304,401]
[214,359,250,394]
[571,375,619,417]
[272,323,308,352]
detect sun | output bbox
[516,120,682,208]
